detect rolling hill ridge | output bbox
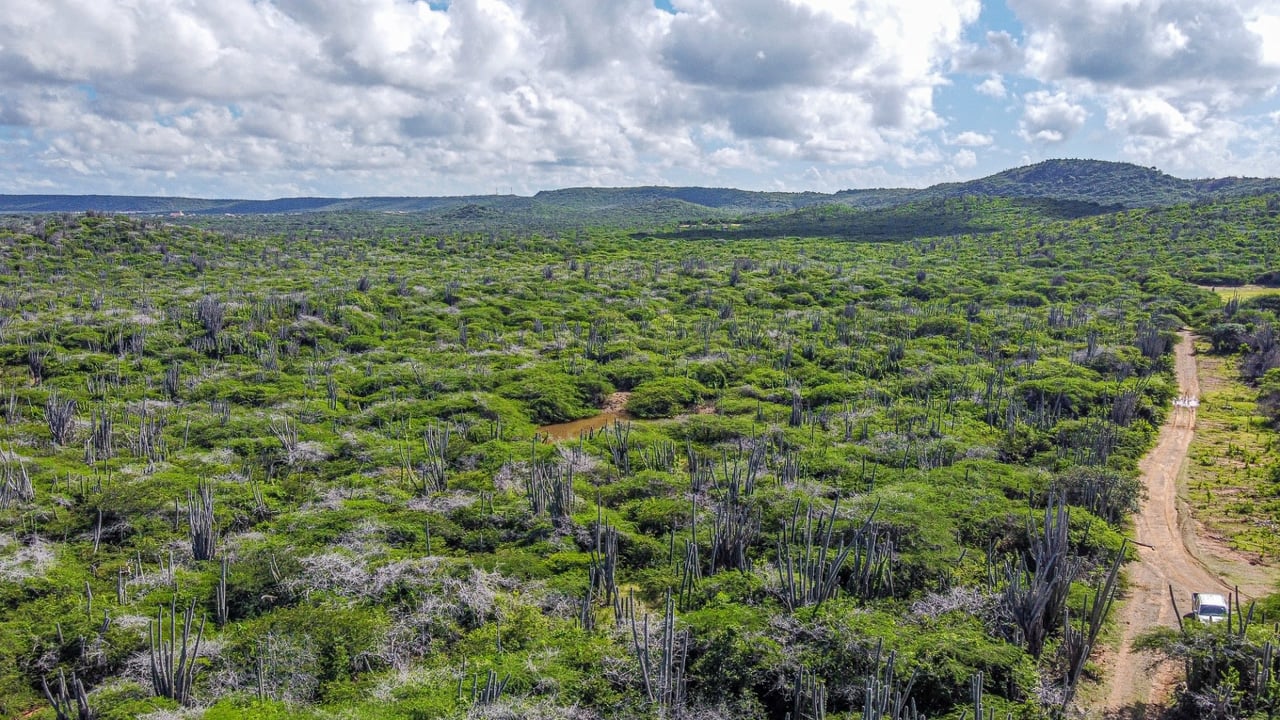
[2,160,1277,233]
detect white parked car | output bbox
[1192,592,1229,623]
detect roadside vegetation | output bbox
[1139,258,1280,719]
[0,191,1276,719]
[1184,344,1280,558]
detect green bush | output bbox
[89,682,179,720]
[621,496,688,536]
[342,334,380,352]
[603,361,661,390]
[236,605,389,702]
[498,369,595,424]
[626,377,707,418]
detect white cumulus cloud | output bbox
[0,0,985,196]
[1019,90,1087,143]
[1006,0,1280,169]
[2,0,1276,195]
[975,74,1007,98]
[951,130,994,146]
[952,148,978,167]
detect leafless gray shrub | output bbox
[289,551,372,600]
[406,491,477,514]
[910,587,1003,623]
[0,533,55,582]
[242,633,318,705]
[558,444,599,475]
[382,596,456,670]
[465,699,602,720]
[370,556,446,597]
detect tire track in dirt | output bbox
[1096,331,1277,718]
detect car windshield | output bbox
[1201,605,1227,616]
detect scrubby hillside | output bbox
[4,160,1277,227]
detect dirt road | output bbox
[1097,331,1276,718]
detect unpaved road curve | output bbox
[1097,331,1276,718]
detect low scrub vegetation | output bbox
[0,196,1275,719]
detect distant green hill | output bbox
[3,160,1277,235]
[905,159,1280,207]
[657,195,1117,242]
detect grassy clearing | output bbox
[1185,340,1280,558]
[1199,284,1280,302]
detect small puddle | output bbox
[538,411,628,442]
[537,392,631,442]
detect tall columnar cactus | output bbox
[188,482,216,561]
[148,598,206,705]
[45,390,77,446]
[41,669,92,720]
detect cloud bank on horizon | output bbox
[1,0,1278,198]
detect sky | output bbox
[1,0,1279,199]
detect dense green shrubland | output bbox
[0,199,1272,719]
